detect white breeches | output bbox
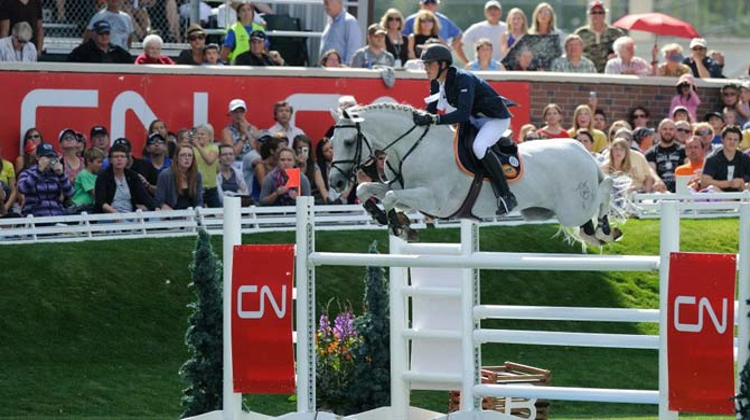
[470,116,510,159]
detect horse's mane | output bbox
[347,102,417,119]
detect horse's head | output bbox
[328,107,371,193]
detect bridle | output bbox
[330,115,431,189]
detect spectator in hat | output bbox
[669,73,700,123]
[672,106,692,124]
[460,0,506,63]
[631,126,655,153]
[683,38,724,79]
[67,20,133,63]
[134,34,175,65]
[145,132,172,173]
[656,43,690,77]
[351,23,395,68]
[605,36,654,75]
[203,43,222,65]
[720,83,748,126]
[234,30,278,66]
[702,125,750,192]
[177,24,206,65]
[95,143,156,213]
[58,128,84,183]
[402,0,465,63]
[221,98,261,170]
[90,126,110,154]
[551,34,596,73]
[705,111,725,146]
[574,0,624,73]
[17,142,74,217]
[0,22,37,62]
[106,137,158,196]
[675,136,707,192]
[84,0,134,50]
[319,0,362,65]
[221,1,265,64]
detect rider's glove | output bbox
[413,111,438,126]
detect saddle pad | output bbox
[452,126,523,183]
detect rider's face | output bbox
[424,61,441,80]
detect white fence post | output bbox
[460,220,480,411]
[658,200,680,420]
[222,197,242,420]
[737,202,750,397]
[295,197,316,413]
[389,234,410,419]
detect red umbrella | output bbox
[612,12,700,39]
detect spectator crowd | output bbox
[2,0,750,220]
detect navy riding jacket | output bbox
[427,67,515,125]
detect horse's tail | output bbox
[607,173,636,224]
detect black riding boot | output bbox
[481,148,518,216]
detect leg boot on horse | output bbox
[481,146,518,216]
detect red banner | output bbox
[668,252,736,414]
[231,244,295,394]
[0,69,531,160]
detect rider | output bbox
[413,43,518,215]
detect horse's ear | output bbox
[330,108,339,121]
[342,108,351,120]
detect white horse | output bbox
[329,103,619,245]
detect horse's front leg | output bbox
[357,182,390,225]
[383,188,436,241]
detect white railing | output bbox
[632,190,750,219]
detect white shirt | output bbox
[462,20,507,61]
[0,36,37,62]
[267,122,306,140]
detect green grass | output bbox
[0,218,741,419]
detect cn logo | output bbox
[237,285,287,319]
[673,295,728,334]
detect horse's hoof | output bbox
[396,211,411,226]
[595,226,623,243]
[390,226,403,237]
[580,228,603,247]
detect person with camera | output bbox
[17,143,74,217]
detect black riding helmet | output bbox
[420,43,453,66]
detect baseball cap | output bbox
[484,0,501,10]
[367,23,387,36]
[704,111,724,122]
[147,132,166,145]
[589,1,605,12]
[93,20,112,34]
[419,0,439,4]
[632,127,655,144]
[37,142,57,157]
[112,137,132,152]
[672,106,689,117]
[249,30,266,41]
[229,99,247,112]
[689,38,706,49]
[90,125,108,138]
[203,43,220,53]
[58,128,77,142]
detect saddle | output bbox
[444,123,523,220]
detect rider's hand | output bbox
[413,111,437,126]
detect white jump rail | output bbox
[291,197,750,420]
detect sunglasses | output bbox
[676,128,691,133]
[188,35,206,41]
[678,83,690,88]
[696,130,711,136]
